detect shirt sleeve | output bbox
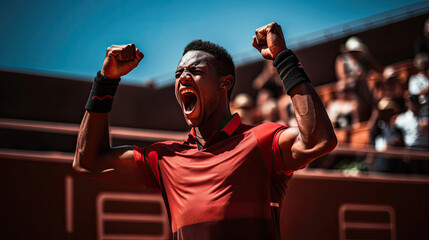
[253,122,294,176]
[271,128,295,176]
[253,122,294,208]
[133,145,161,191]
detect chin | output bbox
[182,102,203,127]
[184,116,202,127]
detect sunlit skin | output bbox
[175,51,233,145]
[73,21,336,190]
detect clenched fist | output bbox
[252,22,287,60]
[101,43,144,79]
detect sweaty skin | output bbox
[73,44,144,185]
[253,22,336,170]
[175,51,234,145]
[73,22,336,194]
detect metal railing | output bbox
[1,117,428,163]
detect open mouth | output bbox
[180,89,198,114]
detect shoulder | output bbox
[253,121,287,132]
[252,122,288,142]
[253,122,287,131]
[143,140,185,155]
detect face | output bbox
[175,50,224,127]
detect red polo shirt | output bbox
[134,114,294,240]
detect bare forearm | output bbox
[73,111,110,172]
[72,44,145,186]
[73,110,140,185]
[278,82,337,169]
[272,48,336,150]
[289,82,336,149]
[253,22,336,168]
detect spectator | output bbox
[408,53,429,116]
[253,60,286,124]
[379,67,407,113]
[409,53,429,95]
[231,93,256,125]
[394,94,429,149]
[368,97,408,173]
[326,81,359,129]
[260,98,281,123]
[335,36,381,121]
[252,60,285,97]
[394,94,429,174]
[372,66,401,104]
[255,86,286,125]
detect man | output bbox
[73,22,337,240]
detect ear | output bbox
[219,75,234,91]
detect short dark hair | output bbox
[183,40,235,100]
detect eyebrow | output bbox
[176,61,208,72]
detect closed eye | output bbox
[192,70,204,75]
[189,67,205,75]
[175,69,183,79]
[175,68,205,79]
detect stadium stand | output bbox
[1,2,429,239]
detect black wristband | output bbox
[273,49,310,94]
[85,71,120,113]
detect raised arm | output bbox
[253,22,337,170]
[73,44,145,186]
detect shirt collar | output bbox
[220,113,242,136]
[188,113,242,141]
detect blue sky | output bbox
[0,0,423,85]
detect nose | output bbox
[178,71,192,85]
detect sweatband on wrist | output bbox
[273,49,310,94]
[85,71,120,113]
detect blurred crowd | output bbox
[230,19,429,175]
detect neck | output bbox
[194,107,232,146]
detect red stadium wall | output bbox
[1,151,428,239]
[1,7,429,240]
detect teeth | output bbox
[179,88,197,114]
[180,88,196,95]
